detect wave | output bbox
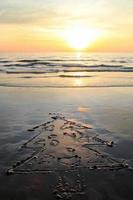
[20,75,93,79]
[18,59,43,62]
[21,75,58,78]
[17,58,99,63]
[111,60,129,63]
[17,59,133,63]
[63,69,133,72]
[6,70,59,74]
[5,67,133,74]
[3,62,125,68]
[0,60,10,63]
[0,83,133,88]
[4,61,57,67]
[0,54,133,92]
[61,64,123,68]
[59,75,93,78]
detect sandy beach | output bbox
[0,0,133,198]
[0,84,133,199]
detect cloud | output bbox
[0,0,56,24]
[0,0,133,34]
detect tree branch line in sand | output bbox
[6,113,130,176]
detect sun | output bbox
[63,23,101,50]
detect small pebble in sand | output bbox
[56,194,63,199]
[121,163,129,168]
[33,156,38,159]
[72,132,76,138]
[12,164,17,168]
[51,116,58,120]
[62,192,67,196]
[124,163,129,168]
[70,121,76,125]
[66,147,75,152]
[93,165,97,169]
[57,157,61,160]
[16,161,21,166]
[50,134,57,138]
[58,177,62,182]
[50,139,59,146]
[107,141,114,147]
[6,169,14,176]
[28,128,34,132]
[28,162,32,166]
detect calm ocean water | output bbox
[0,52,133,87]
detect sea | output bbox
[0,52,133,88]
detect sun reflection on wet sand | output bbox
[76,52,82,59]
[77,107,89,113]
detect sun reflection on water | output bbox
[74,78,82,86]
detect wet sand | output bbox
[0,87,133,199]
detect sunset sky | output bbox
[0,0,133,52]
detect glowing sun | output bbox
[64,24,101,50]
